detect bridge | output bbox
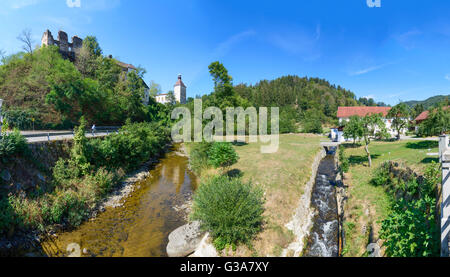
[320,141,341,152]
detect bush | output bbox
[86,122,170,171]
[0,197,17,235]
[371,162,390,187]
[376,162,441,257]
[191,176,265,250]
[380,196,439,257]
[2,109,42,130]
[208,142,239,171]
[0,129,28,162]
[189,141,214,175]
[338,145,349,173]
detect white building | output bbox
[155,93,170,104]
[156,75,187,105]
[334,106,407,142]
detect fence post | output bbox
[440,135,450,257]
[47,133,50,141]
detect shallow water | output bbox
[304,154,339,257]
[41,146,197,257]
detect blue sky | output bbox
[1,0,450,105]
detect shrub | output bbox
[376,161,441,257]
[380,196,439,257]
[188,141,214,175]
[191,176,265,250]
[86,122,170,171]
[0,129,28,162]
[2,109,42,130]
[338,145,349,173]
[371,162,390,187]
[0,197,17,235]
[208,142,239,171]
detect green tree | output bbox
[116,69,147,122]
[71,116,90,175]
[420,105,450,136]
[361,113,386,167]
[343,115,364,145]
[83,36,102,57]
[302,109,323,134]
[388,103,410,140]
[412,104,425,119]
[148,81,162,97]
[167,90,176,106]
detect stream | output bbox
[41,145,197,257]
[303,149,339,257]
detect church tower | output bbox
[174,74,187,104]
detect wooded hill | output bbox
[0,38,169,130]
[233,76,361,132]
[404,95,450,110]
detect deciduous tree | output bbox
[388,103,410,140]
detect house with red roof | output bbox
[414,106,450,124]
[414,106,450,133]
[331,106,406,142]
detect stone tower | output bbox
[174,74,187,104]
[41,29,55,46]
[41,29,83,62]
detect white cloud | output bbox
[269,24,321,61]
[445,74,450,81]
[362,95,375,99]
[9,0,40,9]
[350,62,393,76]
[66,0,81,8]
[213,30,256,57]
[393,29,422,50]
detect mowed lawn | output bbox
[342,140,439,257]
[186,134,323,257]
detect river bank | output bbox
[0,143,173,257]
[39,144,197,257]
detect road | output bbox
[26,132,110,143]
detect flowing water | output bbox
[304,151,339,257]
[41,146,197,257]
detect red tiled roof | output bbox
[337,106,391,118]
[415,106,450,123]
[116,61,137,70]
[174,75,186,88]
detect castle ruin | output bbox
[41,30,82,61]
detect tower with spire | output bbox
[174,74,187,104]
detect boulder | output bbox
[190,233,218,257]
[166,221,204,257]
[367,243,381,257]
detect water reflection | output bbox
[41,146,197,257]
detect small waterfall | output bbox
[304,148,339,257]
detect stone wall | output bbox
[41,30,82,62]
[283,148,326,256]
[0,140,72,194]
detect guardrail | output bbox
[21,126,121,141]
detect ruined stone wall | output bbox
[41,30,83,62]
